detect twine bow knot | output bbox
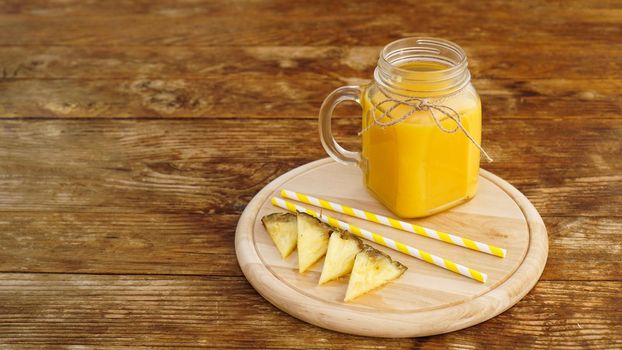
[359,92,493,162]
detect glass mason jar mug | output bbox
[319,37,488,218]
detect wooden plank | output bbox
[3,0,620,18]
[0,78,620,118]
[2,45,620,81]
[0,213,618,281]
[0,213,241,277]
[0,274,619,348]
[0,1,619,46]
[1,44,620,119]
[0,118,619,216]
[0,0,621,17]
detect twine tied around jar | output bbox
[358,89,493,162]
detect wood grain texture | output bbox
[0,213,242,276]
[1,78,620,118]
[0,0,620,346]
[0,119,619,216]
[0,214,618,281]
[0,0,619,46]
[2,45,619,80]
[0,274,619,349]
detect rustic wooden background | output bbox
[0,0,620,348]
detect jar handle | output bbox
[318,85,362,166]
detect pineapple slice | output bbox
[319,231,364,285]
[345,245,407,302]
[297,212,331,273]
[261,213,298,258]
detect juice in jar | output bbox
[361,61,482,218]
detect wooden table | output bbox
[0,1,620,348]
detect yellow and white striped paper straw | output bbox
[271,197,487,283]
[281,189,507,258]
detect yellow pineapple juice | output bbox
[361,61,482,218]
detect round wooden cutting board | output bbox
[235,158,548,337]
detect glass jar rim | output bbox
[375,37,471,94]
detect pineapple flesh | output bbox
[297,212,331,273]
[345,245,407,302]
[261,213,298,258]
[319,231,364,285]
